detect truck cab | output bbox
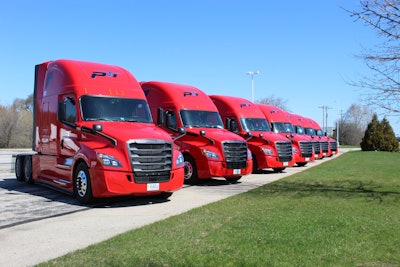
[257,104,315,166]
[14,60,184,203]
[141,81,253,184]
[210,95,294,173]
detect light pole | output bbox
[246,71,259,102]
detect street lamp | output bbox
[246,71,259,102]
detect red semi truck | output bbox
[295,115,331,158]
[14,60,185,203]
[257,104,315,166]
[210,95,294,173]
[141,81,253,184]
[305,118,338,156]
[289,113,325,159]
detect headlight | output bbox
[247,149,252,160]
[262,148,274,155]
[203,149,219,159]
[176,152,184,166]
[97,153,122,167]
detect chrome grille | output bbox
[127,139,172,183]
[299,141,313,158]
[330,140,338,151]
[275,141,292,162]
[222,141,248,169]
[320,141,329,153]
[312,141,321,154]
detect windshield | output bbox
[305,127,316,136]
[240,118,271,132]
[180,110,224,128]
[316,129,325,137]
[80,96,152,123]
[271,122,295,134]
[295,125,306,135]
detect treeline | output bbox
[0,95,33,148]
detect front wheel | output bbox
[74,162,93,204]
[154,192,173,199]
[273,167,285,173]
[183,155,199,185]
[225,176,242,183]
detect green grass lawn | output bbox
[39,151,400,267]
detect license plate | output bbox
[147,183,159,191]
[283,162,289,166]
[305,157,310,161]
[233,169,241,175]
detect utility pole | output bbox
[318,105,332,134]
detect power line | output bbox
[318,105,332,133]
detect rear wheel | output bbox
[15,156,24,181]
[24,156,34,184]
[74,162,93,204]
[183,155,199,185]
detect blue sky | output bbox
[1,0,397,134]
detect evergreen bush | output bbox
[360,114,399,152]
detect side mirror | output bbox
[93,124,102,132]
[178,127,186,134]
[225,118,231,130]
[157,107,164,125]
[57,101,66,122]
[173,127,186,142]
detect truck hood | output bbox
[85,122,172,143]
[186,127,244,142]
[248,131,290,142]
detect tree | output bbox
[0,94,33,148]
[13,94,34,112]
[256,95,290,111]
[338,103,374,145]
[360,113,399,151]
[0,104,19,148]
[346,1,400,116]
[360,114,383,150]
[380,117,399,151]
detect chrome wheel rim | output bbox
[76,170,87,197]
[184,161,193,180]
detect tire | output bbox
[296,162,308,167]
[183,155,199,185]
[273,167,285,173]
[24,156,34,184]
[225,176,242,183]
[15,156,24,182]
[251,154,262,174]
[155,192,173,199]
[74,162,93,204]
